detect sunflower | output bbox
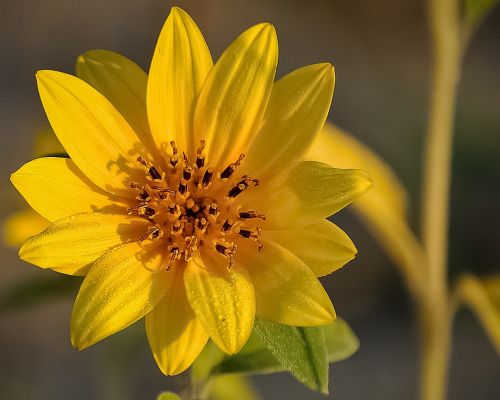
[11,7,371,375]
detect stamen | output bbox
[196,140,206,169]
[169,141,179,168]
[171,220,183,235]
[202,168,214,188]
[167,247,180,271]
[151,185,176,199]
[184,236,198,260]
[227,176,259,198]
[222,219,233,232]
[221,153,246,179]
[137,156,162,180]
[215,241,237,268]
[140,226,162,241]
[228,183,247,198]
[238,227,263,250]
[208,202,219,215]
[239,210,266,220]
[178,179,188,195]
[128,205,156,218]
[183,165,193,180]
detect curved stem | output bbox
[420,0,461,399]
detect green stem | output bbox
[420,0,461,399]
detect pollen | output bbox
[128,140,265,270]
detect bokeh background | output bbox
[1,0,499,398]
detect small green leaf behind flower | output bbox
[193,318,359,395]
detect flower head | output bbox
[11,7,371,375]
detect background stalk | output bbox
[420,0,461,399]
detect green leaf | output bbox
[192,318,359,395]
[156,392,181,400]
[462,0,498,31]
[324,318,359,362]
[253,319,329,394]
[0,274,80,312]
[210,375,259,400]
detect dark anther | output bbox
[183,166,192,180]
[202,168,214,187]
[238,229,253,238]
[143,207,156,217]
[178,179,188,195]
[222,219,233,232]
[149,166,161,180]
[169,141,179,167]
[228,183,246,198]
[208,202,218,215]
[215,243,228,254]
[196,154,205,169]
[196,140,206,169]
[239,210,266,220]
[221,154,246,179]
[138,190,150,201]
[168,202,177,214]
[197,217,207,230]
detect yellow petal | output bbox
[71,241,169,349]
[11,157,123,222]
[194,23,278,167]
[2,209,50,247]
[146,267,209,375]
[242,161,372,229]
[305,123,426,298]
[264,219,357,277]
[243,63,335,178]
[238,241,335,326]
[147,7,213,155]
[76,49,158,159]
[184,254,255,354]
[19,213,150,276]
[36,70,152,196]
[453,274,500,355]
[306,123,407,220]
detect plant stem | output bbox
[420,0,461,399]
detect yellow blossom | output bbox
[11,7,371,375]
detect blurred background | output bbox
[0,0,499,398]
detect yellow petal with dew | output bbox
[19,212,151,276]
[71,241,169,349]
[76,49,158,159]
[243,63,335,178]
[11,157,123,222]
[36,70,152,196]
[242,161,372,230]
[146,267,209,376]
[452,274,500,355]
[238,240,335,326]
[2,209,50,247]
[194,23,278,167]
[184,254,255,354]
[147,6,213,155]
[264,219,357,277]
[305,123,426,298]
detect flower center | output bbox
[128,140,265,270]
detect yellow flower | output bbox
[11,7,371,375]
